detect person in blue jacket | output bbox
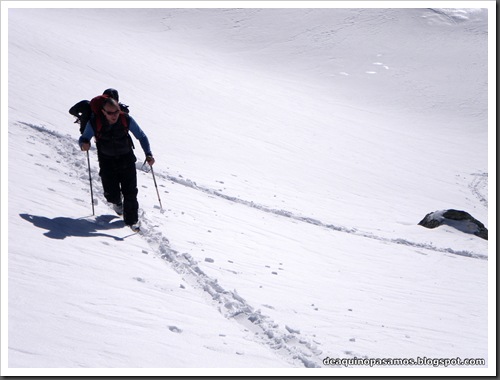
[79,96,155,230]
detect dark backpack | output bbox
[69,100,91,134]
[69,97,129,135]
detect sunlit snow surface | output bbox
[2,2,494,376]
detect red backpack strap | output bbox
[119,113,129,131]
[89,95,110,141]
[120,113,134,149]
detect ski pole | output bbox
[144,158,163,212]
[86,150,95,215]
[151,165,163,212]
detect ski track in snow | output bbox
[17,122,487,368]
[22,121,487,260]
[468,172,488,209]
[164,175,487,260]
[18,122,324,367]
[139,219,323,368]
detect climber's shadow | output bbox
[20,213,125,241]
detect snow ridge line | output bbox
[160,173,488,261]
[19,122,324,368]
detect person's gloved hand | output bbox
[146,155,155,166]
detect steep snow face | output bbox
[3,4,492,376]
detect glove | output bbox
[146,155,155,166]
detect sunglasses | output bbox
[102,108,120,116]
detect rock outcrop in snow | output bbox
[418,209,488,240]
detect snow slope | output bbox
[2,2,495,376]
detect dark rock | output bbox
[418,209,488,240]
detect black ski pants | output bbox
[98,151,139,226]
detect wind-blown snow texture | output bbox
[3,4,494,376]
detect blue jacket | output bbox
[79,115,152,158]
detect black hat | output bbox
[103,88,119,101]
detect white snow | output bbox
[1,1,495,376]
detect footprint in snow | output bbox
[168,326,182,333]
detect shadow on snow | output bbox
[20,213,126,241]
